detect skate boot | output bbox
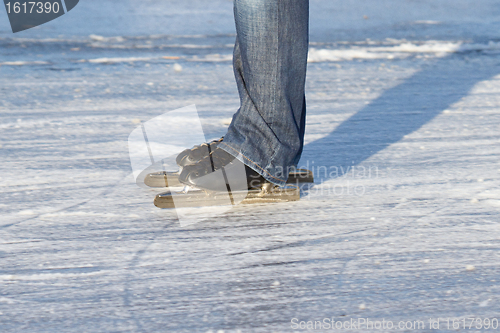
[178,147,268,192]
[175,137,223,168]
[154,148,301,208]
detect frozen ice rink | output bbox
[1,0,500,331]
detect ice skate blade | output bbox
[145,169,314,188]
[144,171,181,187]
[154,185,300,209]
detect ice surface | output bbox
[1,0,500,332]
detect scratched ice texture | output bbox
[1,0,500,332]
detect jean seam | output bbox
[220,143,286,183]
[273,1,280,129]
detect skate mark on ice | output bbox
[228,228,372,256]
[0,172,130,230]
[121,247,149,332]
[119,219,179,331]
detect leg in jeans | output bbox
[218,0,309,186]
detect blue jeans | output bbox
[218,0,309,186]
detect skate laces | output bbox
[176,137,223,167]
